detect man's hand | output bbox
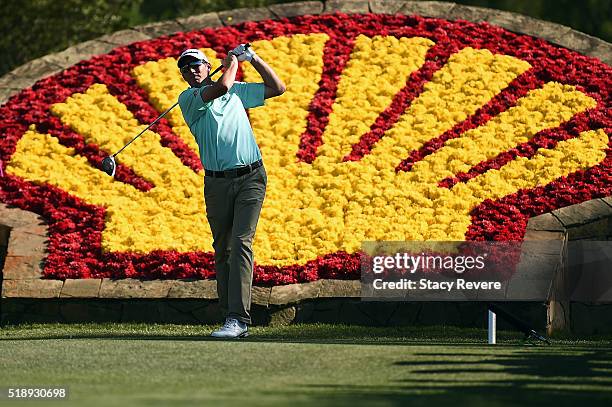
[231,44,256,62]
[221,53,238,69]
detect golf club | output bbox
[101,44,251,177]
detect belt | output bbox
[204,159,263,178]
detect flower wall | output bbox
[0,14,610,284]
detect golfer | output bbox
[177,45,285,338]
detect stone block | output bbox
[587,39,611,66]
[515,245,562,277]
[45,39,114,69]
[11,223,48,237]
[133,20,184,38]
[400,1,456,18]
[0,225,10,246]
[446,4,492,23]
[121,300,162,323]
[1,255,44,279]
[547,299,569,334]
[269,280,322,305]
[486,10,573,45]
[1,279,63,298]
[342,300,395,325]
[60,300,122,323]
[523,230,565,242]
[520,18,572,44]
[493,302,547,331]
[0,87,20,105]
[25,223,48,237]
[553,199,612,227]
[0,299,28,315]
[486,9,530,34]
[177,12,223,31]
[369,0,406,14]
[218,7,276,26]
[9,77,43,93]
[570,303,612,335]
[269,1,324,18]
[0,204,44,228]
[505,276,553,301]
[159,302,200,324]
[555,29,600,55]
[318,279,361,297]
[415,302,454,325]
[269,306,297,326]
[251,304,272,326]
[8,56,62,81]
[293,301,316,323]
[167,279,218,298]
[60,279,102,298]
[6,231,47,256]
[98,29,151,46]
[308,299,343,323]
[324,0,370,14]
[168,299,206,313]
[586,38,612,65]
[387,302,421,325]
[527,212,565,231]
[192,301,224,324]
[567,219,609,240]
[251,286,271,306]
[99,279,173,298]
[18,312,62,324]
[0,72,16,87]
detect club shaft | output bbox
[112,64,224,158]
[113,101,178,157]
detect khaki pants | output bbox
[204,165,267,325]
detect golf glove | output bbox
[231,44,256,62]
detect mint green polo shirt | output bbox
[178,82,265,171]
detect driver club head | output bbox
[101,156,116,177]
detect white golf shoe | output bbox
[210,318,249,339]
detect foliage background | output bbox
[0,0,610,77]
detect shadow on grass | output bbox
[286,349,612,407]
[284,383,612,407]
[398,349,612,376]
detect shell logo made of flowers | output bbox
[0,14,610,284]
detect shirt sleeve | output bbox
[230,82,265,109]
[178,87,212,126]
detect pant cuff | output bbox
[228,313,251,325]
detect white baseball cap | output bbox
[177,48,210,68]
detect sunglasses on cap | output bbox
[180,60,210,73]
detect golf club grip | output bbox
[207,43,250,76]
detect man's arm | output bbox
[249,54,286,99]
[200,54,239,103]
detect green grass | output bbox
[1,323,611,406]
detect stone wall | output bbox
[1,1,611,334]
[529,198,612,335]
